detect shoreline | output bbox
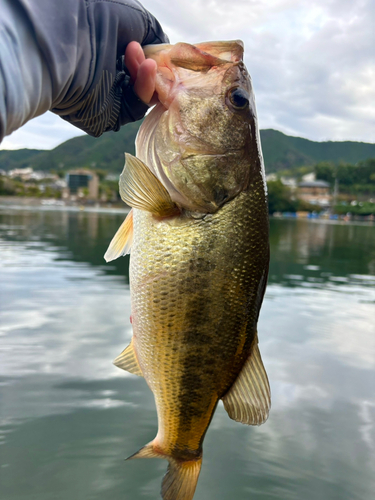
[0,196,129,215]
[0,196,374,226]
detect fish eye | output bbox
[229,88,249,109]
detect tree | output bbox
[267,180,298,213]
[314,161,335,183]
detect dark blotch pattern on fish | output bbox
[131,171,268,457]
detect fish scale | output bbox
[130,175,268,457]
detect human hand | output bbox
[125,42,158,106]
[50,0,168,137]
[0,0,168,142]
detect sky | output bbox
[1,0,374,151]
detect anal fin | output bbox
[222,334,270,425]
[113,338,143,377]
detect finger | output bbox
[134,59,157,105]
[125,42,145,82]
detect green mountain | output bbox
[0,148,42,170]
[0,121,140,173]
[260,129,375,172]
[1,126,375,174]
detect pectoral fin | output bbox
[113,338,143,377]
[104,209,133,262]
[222,335,270,425]
[120,154,179,217]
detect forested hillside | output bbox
[1,126,375,174]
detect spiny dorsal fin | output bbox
[104,209,133,262]
[120,153,179,217]
[113,338,143,377]
[222,334,270,425]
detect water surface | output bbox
[0,209,374,499]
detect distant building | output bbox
[29,171,58,182]
[266,173,278,182]
[301,172,316,183]
[9,167,34,180]
[266,173,298,190]
[280,177,297,189]
[105,174,119,182]
[65,169,99,200]
[298,180,331,206]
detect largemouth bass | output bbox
[105,40,270,500]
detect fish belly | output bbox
[130,175,268,459]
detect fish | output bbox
[104,40,270,500]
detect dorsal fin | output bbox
[113,338,143,377]
[104,209,133,262]
[222,333,270,425]
[120,154,179,217]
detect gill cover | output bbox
[136,41,258,214]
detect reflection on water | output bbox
[0,209,374,499]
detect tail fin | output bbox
[162,458,202,500]
[127,441,202,500]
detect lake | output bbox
[0,208,374,500]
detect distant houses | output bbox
[266,172,332,208]
[8,167,58,182]
[298,180,331,207]
[0,167,100,200]
[0,167,67,196]
[8,167,34,180]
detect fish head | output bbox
[136,40,265,213]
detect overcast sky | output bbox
[1,0,374,150]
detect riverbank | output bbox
[273,210,375,224]
[0,196,129,214]
[1,196,374,225]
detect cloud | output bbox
[0,112,85,151]
[144,0,375,141]
[1,0,374,149]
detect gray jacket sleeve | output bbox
[0,0,168,142]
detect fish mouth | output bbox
[143,41,245,110]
